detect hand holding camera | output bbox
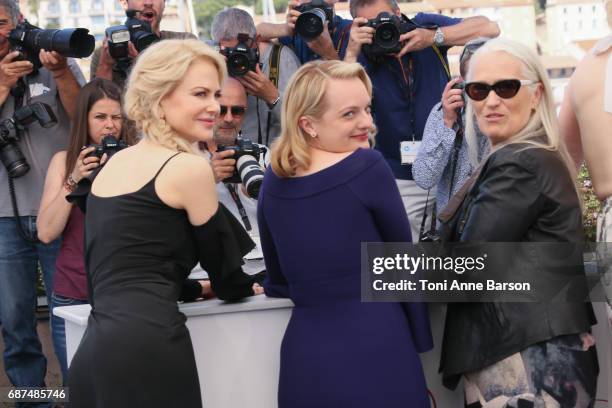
[0,51,33,90]
[38,49,68,76]
[442,77,465,129]
[211,149,236,183]
[71,146,105,183]
[236,63,279,105]
[345,17,374,63]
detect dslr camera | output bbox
[220,34,259,77]
[85,135,129,160]
[362,12,417,58]
[106,9,160,74]
[9,20,95,70]
[0,103,57,178]
[295,0,334,40]
[217,138,265,199]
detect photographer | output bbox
[212,8,300,146]
[413,38,491,215]
[344,0,499,239]
[90,0,196,89]
[257,0,353,63]
[199,77,266,280]
[0,0,86,399]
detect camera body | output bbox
[9,20,95,70]
[0,103,57,178]
[362,12,417,58]
[295,0,334,40]
[221,36,259,77]
[85,135,129,160]
[106,10,159,73]
[217,138,265,199]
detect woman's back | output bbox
[259,148,432,408]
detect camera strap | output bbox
[257,44,283,146]
[225,183,252,232]
[448,111,465,201]
[7,78,39,243]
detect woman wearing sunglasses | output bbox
[438,38,599,407]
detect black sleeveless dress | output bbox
[68,153,256,407]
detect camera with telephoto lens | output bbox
[217,138,264,199]
[85,135,129,160]
[0,103,57,178]
[294,0,334,40]
[221,34,259,77]
[8,20,95,70]
[362,12,417,58]
[106,9,159,59]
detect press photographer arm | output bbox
[257,0,340,61]
[39,49,81,120]
[397,16,499,57]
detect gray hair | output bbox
[0,0,20,25]
[464,38,575,185]
[350,0,398,18]
[211,8,256,42]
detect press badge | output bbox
[400,141,421,165]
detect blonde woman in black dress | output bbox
[68,39,262,407]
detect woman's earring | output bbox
[310,132,317,138]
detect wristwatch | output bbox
[266,95,281,110]
[433,27,445,46]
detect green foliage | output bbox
[254,0,288,15]
[578,163,600,242]
[194,0,290,39]
[194,0,255,39]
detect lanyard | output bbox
[225,183,252,232]
[390,55,417,141]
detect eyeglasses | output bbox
[464,79,537,101]
[220,105,247,116]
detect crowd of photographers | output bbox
[0,0,609,403]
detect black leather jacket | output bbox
[438,143,596,389]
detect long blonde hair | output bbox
[123,39,227,153]
[271,60,373,177]
[464,38,574,179]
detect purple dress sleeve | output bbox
[258,191,290,298]
[348,154,434,353]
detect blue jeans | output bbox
[50,293,88,385]
[0,216,60,408]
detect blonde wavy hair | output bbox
[271,60,373,177]
[123,39,227,153]
[464,38,574,180]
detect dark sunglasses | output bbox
[464,79,537,101]
[220,105,247,116]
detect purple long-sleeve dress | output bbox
[258,148,433,408]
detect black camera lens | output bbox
[296,8,326,40]
[31,28,95,58]
[374,23,400,49]
[0,143,30,178]
[131,30,158,52]
[228,53,251,76]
